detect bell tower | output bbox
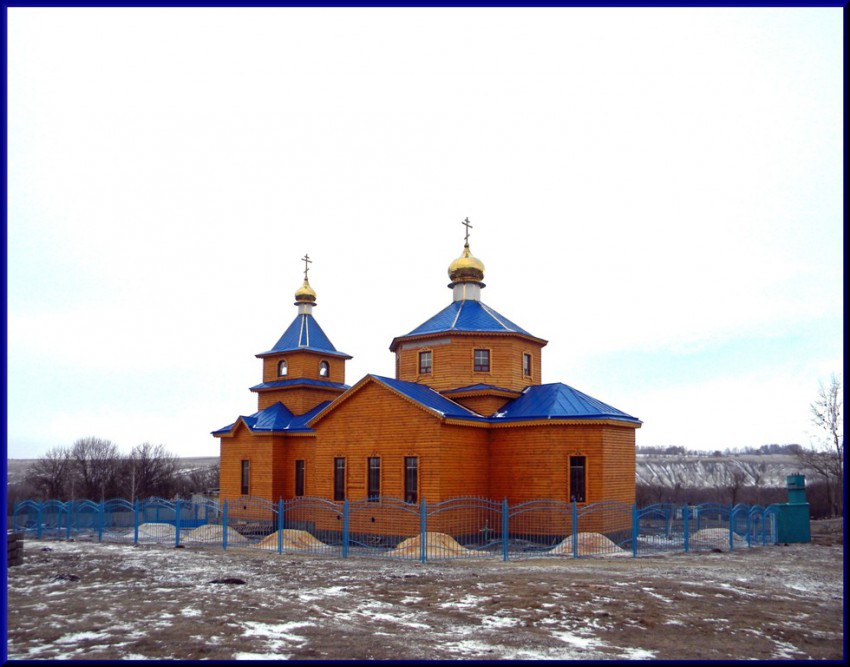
[390,219,547,415]
[251,255,351,414]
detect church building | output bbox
[213,221,641,508]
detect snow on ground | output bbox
[5,537,844,661]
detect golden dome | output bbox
[294,278,317,304]
[448,243,485,283]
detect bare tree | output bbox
[70,436,122,501]
[174,463,220,498]
[727,467,749,506]
[797,374,843,517]
[123,442,180,501]
[24,445,72,500]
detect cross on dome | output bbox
[462,217,473,245]
[295,253,317,307]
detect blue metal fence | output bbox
[11,496,779,561]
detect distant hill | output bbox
[7,454,806,490]
[636,453,804,489]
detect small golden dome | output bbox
[294,278,317,304]
[448,243,485,283]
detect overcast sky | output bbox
[7,7,843,460]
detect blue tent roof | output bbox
[392,300,543,348]
[257,313,351,358]
[250,378,350,392]
[442,383,520,395]
[493,383,641,424]
[371,375,489,421]
[212,400,331,435]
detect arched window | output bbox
[319,360,329,377]
[278,359,288,377]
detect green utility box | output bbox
[774,474,811,543]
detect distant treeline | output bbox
[7,437,219,510]
[636,478,836,520]
[637,444,802,457]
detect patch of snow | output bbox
[621,647,656,659]
[440,594,484,609]
[55,631,109,644]
[242,620,312,642]
[551,630,597,648]
[481,615,520,628]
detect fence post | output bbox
[632,505,638,558]
[728,504,734,552]
[278,498,284,555]
[501,498,509,562]
[97,501,104,542]
[572,501,578,559]
[134,499,140,545]
[66,501,73,541]
[342,499,350,559]
[36,502,43,541]
[222,500,228,551]
[420,498,427,563]
[683,504,689,553]
[175,498,182,547]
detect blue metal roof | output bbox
[442,383,519,394]
[492,383,641,424]
[250,378,350,392]
[370,375,489,422]
[212,400,331,436]
[257,313,351,358]
[394,300,542,344]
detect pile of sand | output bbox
[689,528,748,549]
[254,529,329,550]
[184,524,244,543]
[129,523,176,540]
[550,532,627,556]
[386,532,487,558]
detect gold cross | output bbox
[462,217,473,244]
[301,253,312,279]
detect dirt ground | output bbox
[5,519,844,661]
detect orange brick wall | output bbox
[488,423,628,504]
[218,430,279,503]
[431,423,491,499]
[257,386,344,413]
[218,413,636,507]
[277,437,316,499]
[309,381,449,502]
[261,351,346,385]
[602,425,637,504]
[395,335,543,392]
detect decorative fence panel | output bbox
[506,499,574,558]
[276,497,344,557]
[347,497,420,559]
[11,496,786,562]
[636,503,683,554]
[424,497,502,560]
